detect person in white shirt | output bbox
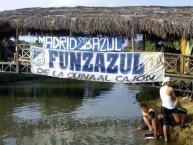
[160,77,180,142]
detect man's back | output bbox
[160,86,175,109]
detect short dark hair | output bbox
[140,103,148,108]
[148,111,156,118]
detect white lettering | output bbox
[114,38,121,51]
[53,37,59,49]
[100,38,106,51]
[45,37,53,49]
[38,36,122,51]
[60,37,67,49]
[39,36,46,48]
[70,37,77,50]
[93,38,100,51]
[107,38,114,51]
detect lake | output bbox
[0,78,177,145]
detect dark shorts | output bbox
[175,107,187,114]
[161,107,175,126]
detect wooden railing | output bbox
[0,44,31,73]
[0,62,17,73]
[158,53,193,93]
[165,53,193,78]
[1,46,193,92]
[17,44,30,63]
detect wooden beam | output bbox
[142,34,145,51]
[15,26,19,73]
[131,34,135,52]
[70,17,76,36]
[180,35,187,74]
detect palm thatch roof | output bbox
[0,6,193,39]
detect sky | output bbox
[1,0,193,11]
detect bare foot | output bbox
[164,138,170,142]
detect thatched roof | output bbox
[0,6,193,39]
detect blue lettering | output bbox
[107,54,118,74]
[82,52,93,72]
[70,52,81,71]
[49,50,58,68]
[132,53,145,74]
[120,54,132,74]
[59,51,69,70]
[94,53,105,73]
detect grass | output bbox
[144,97,193,145]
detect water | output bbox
[0,78,177,145]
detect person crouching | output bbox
[146,111,163,140]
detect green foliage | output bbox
[123,46,132,52]
[1,39,9,49]
[33,39,40,45]
[20,40,29,45]
[136,86,159,102]
[145,40,157,51]
[160,40,181,53]
[19,40,30,48]
[0,39,14,61]
[173,41,181,51]
[145,39,181,53]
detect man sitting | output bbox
[144,111,163,140]
[139,103,155,131]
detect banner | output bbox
[30,46,165,83]
[39,36,123,51]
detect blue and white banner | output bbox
[30,46,165,83]
[39,36,123,51]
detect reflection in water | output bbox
[0,78,177,145]
[13,102,42,121]
[74,83,140,120]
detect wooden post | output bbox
[15,26,19,73]
[142,34,145,51]
[0,37,3,60]
[131,33,135,52]
[180,35,187,74]
[70,17,76,37]
[70,31,72,36]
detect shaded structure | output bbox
[0,6,193,38]
[0,6,193,92]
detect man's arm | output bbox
[171,87,176,101]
